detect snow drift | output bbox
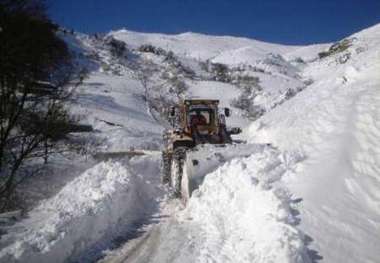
[183,146,310,263]
[0,154,162,263]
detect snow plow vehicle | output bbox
[162,99,242,201]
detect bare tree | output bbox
[0,0,75,210]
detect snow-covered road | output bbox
[0,144,312,263]
[1,22,380,263]
[99,144,311,263]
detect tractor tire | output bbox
[181,164,191,203]
[170,147,188,197]
[220,125,232,144]
[161,151,172,184]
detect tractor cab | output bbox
[163,98,242,198]
[166,99,237,148]
[183,100,219,136]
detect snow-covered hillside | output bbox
[1,23,379,263]
[110,29,297,62]
[249,23,380,263]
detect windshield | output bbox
[188,108,214,125]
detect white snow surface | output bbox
[2,23,380,263]
[74,73,163,151]
[0,154,163,263]
[183,146,310,263]
[97,145,311,263]
[249,23,380,263]
[110,29,297,64]
[283,43,330,62]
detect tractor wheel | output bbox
[220,125,232,144]
[161,151,172,184]
[170,147,187,197]
[181,165,190,203]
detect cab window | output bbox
[188,109,213,125]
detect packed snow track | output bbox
[100,144,311,263]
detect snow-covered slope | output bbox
[283,43,330,62]
[110,29,297,63]
[74,73,163,151]
[249,23,380,263]
[1,23,379,263]
[0,154,164,263]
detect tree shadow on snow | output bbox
[290,198,323,263]
[69,212,170,263]
[111,214,170,249]
[77,93,152,121]
[304,235,323,263]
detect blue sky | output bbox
[48,0,380,45]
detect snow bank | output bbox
[248,23,380,263]
[0,155,161,263]
[183,147,310,263]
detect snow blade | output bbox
[180,143,261,203]
[93,151,146,161]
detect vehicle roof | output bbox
[183,99,219,105]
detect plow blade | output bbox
[93,150,156,161]
[180,143,260,203]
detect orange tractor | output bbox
[162,99,241,200]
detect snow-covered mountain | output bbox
[110,29,297,62]
[249,24,380,263]
[0,23,379,263]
